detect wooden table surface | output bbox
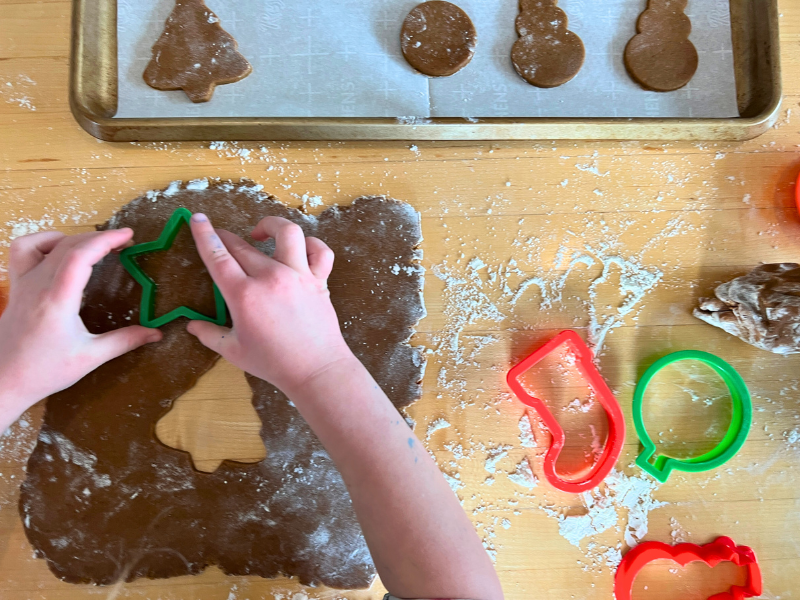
[2,2,800,599]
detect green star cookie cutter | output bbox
[119,207,227,329]
[633,350,752,483]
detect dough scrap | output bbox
[19,180,426,588]
[401,1,477,77]
[624,0,698,92]
[144,0,252,103]
[694,263,800,355]
[511,0,585,88]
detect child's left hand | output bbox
[0,229,162,431]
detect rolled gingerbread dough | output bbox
[19,180,426,588]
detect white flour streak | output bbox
[432,260,505,362]
[425,418,451,441]
[586,254,663,351]
[5,217,55,240]
[507,457,538,489]
[484,445,511,474]
[518,413,536,448]
[540,470,666,559]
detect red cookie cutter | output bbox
[615,536,762,600]
[796,169,800,216]
[506,330,626,493]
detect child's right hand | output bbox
[187,213,357,396]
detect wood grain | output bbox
[1,2,799,599]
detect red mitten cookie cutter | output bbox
[615,536,762,600]
[506,330,625,493]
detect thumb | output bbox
[91,326,163,363]
[186,320,235,355]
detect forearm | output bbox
[0,363,34,434]
[0,388,32,434]
[286,356,503,600]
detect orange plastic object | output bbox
[796,169,800,215]
[615,536,763,600]
[506,330,626,493]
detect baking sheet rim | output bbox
[70,0,783,142]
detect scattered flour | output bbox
[431,259,505,377]
[785,428,800,446]
[507,457,538,489]
[541,470,666,555]
[425,418,452,441]
[574,152,610,178]
[300,193,324,210]
[430,214,689,361]
[185,178,210,191]
[0,411,38,510]
[0,412,37,464]
[670,517,688,543]
[518,413,536,448]
[4,204,99,245]
[5,217,55,240]
[785,428,800,456]
[1,74,37,111]
[209,141,273,164]
[484,445,511,474]
[443,472,464,494]
[396,116,433,126]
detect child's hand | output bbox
[0,229,162,426]
[187,213,355,396]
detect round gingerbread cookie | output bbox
[624,0,698,92]
[401,1,477,77]
[511,0,585,88]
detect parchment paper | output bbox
[116,0,739,119]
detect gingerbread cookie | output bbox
[401,1,477,77]
[511,0,585,88]
[624,0,698,92]
[144,0,252,103]
[694,263,800,355]
[19,180,426,587]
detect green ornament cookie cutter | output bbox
[633,350,752,483]
[119,207,227,329]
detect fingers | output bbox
[250,217,309,273]
[91,325,162,364]
[52,229,136,304]
[305,237,334,280]
[186,320,235,356]
[217,230,271,276]
[8,231,67,281]
[189,214,246,294]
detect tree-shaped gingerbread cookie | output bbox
[144,0,252,103]
[511,0,585,88]
[624,0,698,92]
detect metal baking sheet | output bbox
[116,0,739,119]
[70,0,782,140]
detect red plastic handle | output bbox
[615,536,763,600]
[506,330,626,493]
